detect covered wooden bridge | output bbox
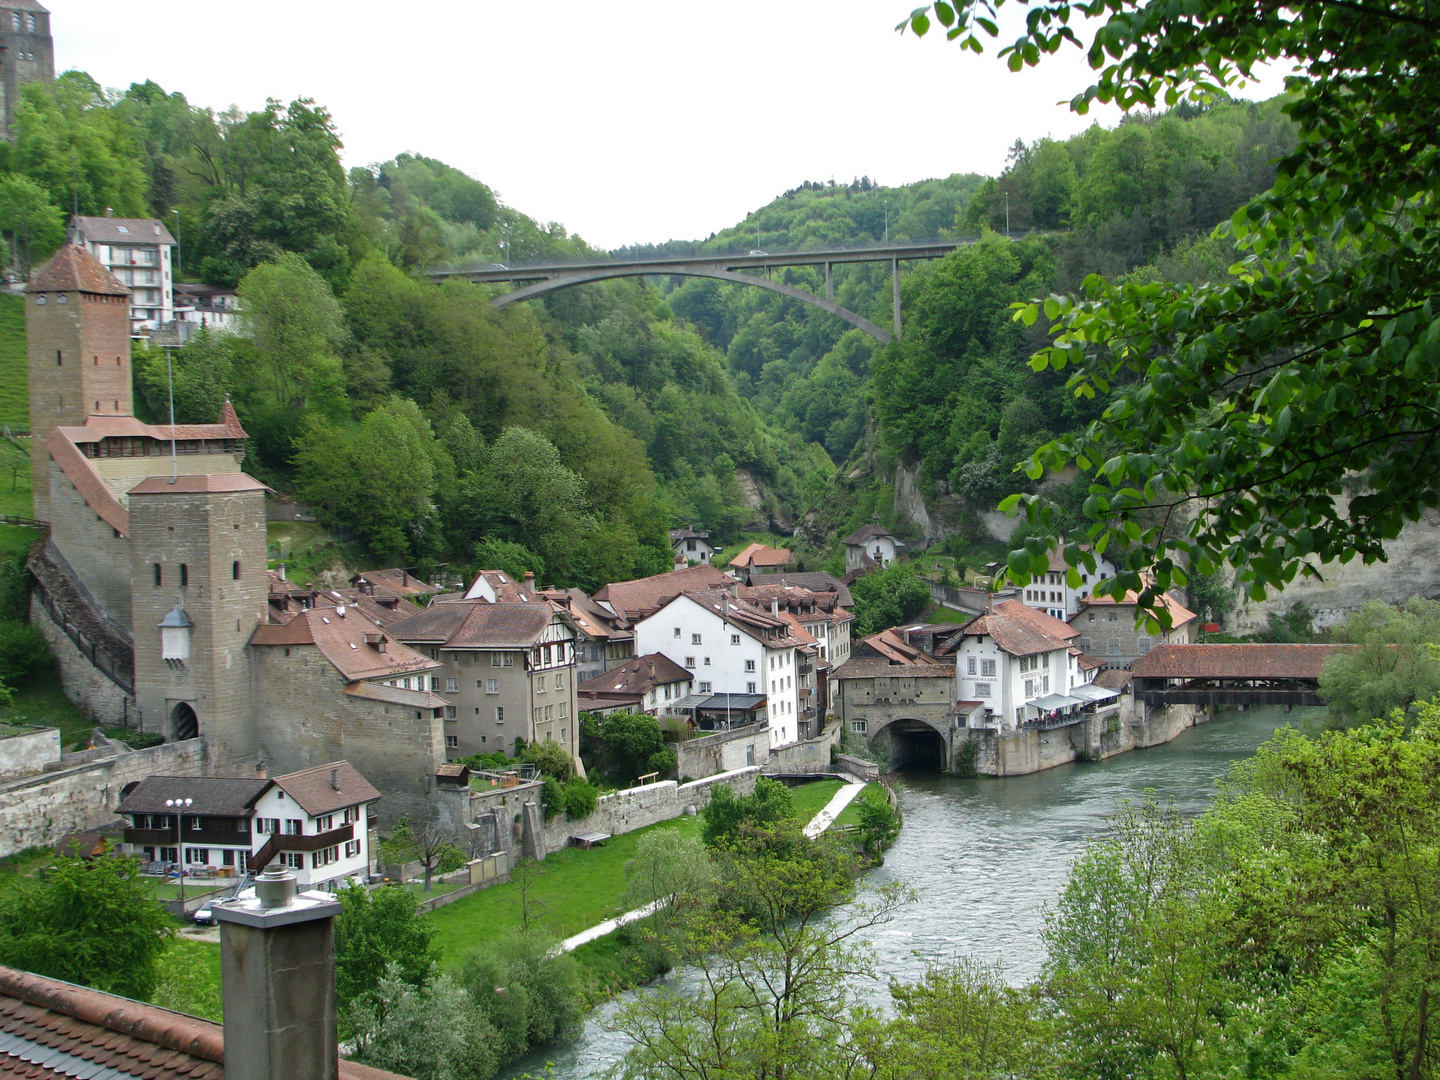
[1129,643,1354,708]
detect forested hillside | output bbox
[0,68,1295,585]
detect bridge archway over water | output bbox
[869,716,948,772]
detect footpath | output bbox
[555,774,867,954]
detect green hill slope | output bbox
[0,295,25,430]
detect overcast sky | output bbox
[55,1,1288,251]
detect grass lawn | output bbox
[2,672,97,750]
[0,295,25,431]
[428,777,843,967]
[0,464,33,520]
[785,778,844,821]
[405,879,464,899]
[831,783,881,830]
[924,606,971,624]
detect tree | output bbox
[235,252,346,413]
[622,828,717,916]
[597,710,671,784]
[380,818,463,894]
[132,332,236,425]
[701,776,792,849]
[454,934,584,1065]
[293,398,443,562]
[0,174,64,276]
[853,789,900,859]
[1320,599,1440,727]
[333,881,440,1013]
[906,0,1440,618]
[857,957,1054,1080]
[150,939,222,1022]
[348,963,500,1080]
[520,738,574,782]
[849,562,932,637]
[472,538,544,586]
[0,855,174,1000]
[613,829,910,1080]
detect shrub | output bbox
[522,740,573,781]
[436,844,467,875]
[539,775,566,820]
[0,620,52,685]
[561,777,598,820]
[456,935,584,1064]
[701,776,792,848]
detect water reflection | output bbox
[500,707,1314,1080]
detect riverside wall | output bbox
[541,767,760,854]
[967,696,1199,777]
[0,737,206,857]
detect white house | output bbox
[670,527,715,565]
[1012,548,1120,620]
[117,760,381,891]
[633,589,803,747]
[67,215,177,330]
[941,600,1108,731]
[842,521,906,574]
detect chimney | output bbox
[524,571,535,583]
[214,867,341,1080]
[255,760,265,779]
[401,570,409,586]
[330,767,340,791]
[277,563,285,582]
[771,598,780,617]
[104,207,113,217]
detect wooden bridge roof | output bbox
[1130,643,1354,680]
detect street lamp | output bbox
[164,797,193,906]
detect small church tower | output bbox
[24,245,132,521]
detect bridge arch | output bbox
[491,266,893,344]
[866,714,948,771]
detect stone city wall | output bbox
[31,591,135,724]
[966,697,1198,776]
[766,721,840,773]
[0,736,206,857]
[0,725,60,780]
[675,722,767,780]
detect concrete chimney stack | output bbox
[255,760,266,780]
[214,867,341,1080]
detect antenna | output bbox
[166,346,177,482]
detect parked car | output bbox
[749,249,767,256]
[191,901,216,926]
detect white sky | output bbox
[55,1,1288,251]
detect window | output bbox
[495,707,504,723]
[532,707,542,724]
[685,657,695,668]
[731,634,741,645]
[1109,639,1121,655]
[703,657,711,666]
[981,659,996,677]
[279,853,304,870]
[446,677,458,692]
[536,675,547,693]
[317,814,334,832]
[179,564,188,587]
[446,735,459,749]
[255,818,277,835]
[26,14,34,31]
[852,720,868,734]
[975,683,992,697]
[555,671,564,689]
[445,706,457,719]
[545,704,554,721]
[345,839,361,859]
[1108,612,1118,621]
[492,652,514,667]
[486,678,499,694]
[284,819,303,835]
[692,633,702,645]
[190,817,203,831]
[674,627,682,638]
[185,848,209,865]
[745,659,756,672]
[10,14,18,30]
[967,657,977,675]
[747,681,756,694]
[153,563,162,587]
[699,681,711,693]
[232,560,241,580]
[430,677,441,691]
[559,701,568,718]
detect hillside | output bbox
[0,295,25,430]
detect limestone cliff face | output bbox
[892,462,946,547]
[1229,508,1440,632]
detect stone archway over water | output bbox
[870,717,946,772]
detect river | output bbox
[501,705,1318,1080]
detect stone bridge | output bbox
[428,242,968,344]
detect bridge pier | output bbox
[824,262,832,302]
[892,258,901,339]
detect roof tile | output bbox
[26,246,129,296]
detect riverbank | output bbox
[497,704,1312,1080]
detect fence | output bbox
[32,576,134,696]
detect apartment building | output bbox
[67,215,177,330]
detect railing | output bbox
[33,576,135,697]
[250,823,355,872]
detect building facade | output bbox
[0,1,53,141]
[67,216,178,330]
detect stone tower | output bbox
[0,2,54,140]
[24,245,132,521]
[129,475,270,765]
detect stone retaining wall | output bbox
[967,697,1198,776]
[676,722,767,779]
[0,725,60,780]
[0,737,206,857]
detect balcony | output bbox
[125,826,251,847]
[251,823,354,872]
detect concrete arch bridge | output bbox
[427,242,966,344]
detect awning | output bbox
[1071,684,1121,703]
[1031,693,1084,711]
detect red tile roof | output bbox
[43,428,128,535]
[1075,585,1197,627]
[1129,643,1354,680]
[945,600,1079,658]
[0,965,411,1080]
[729,543,793,568]
[273,760,381,817]
[25,246,129,296]
[577,653,692,698]
[128,474,269,495]
[251,608,438,683]
[860,628,943,666]
[594,564,733,619]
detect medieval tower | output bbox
[0,2,54,140]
